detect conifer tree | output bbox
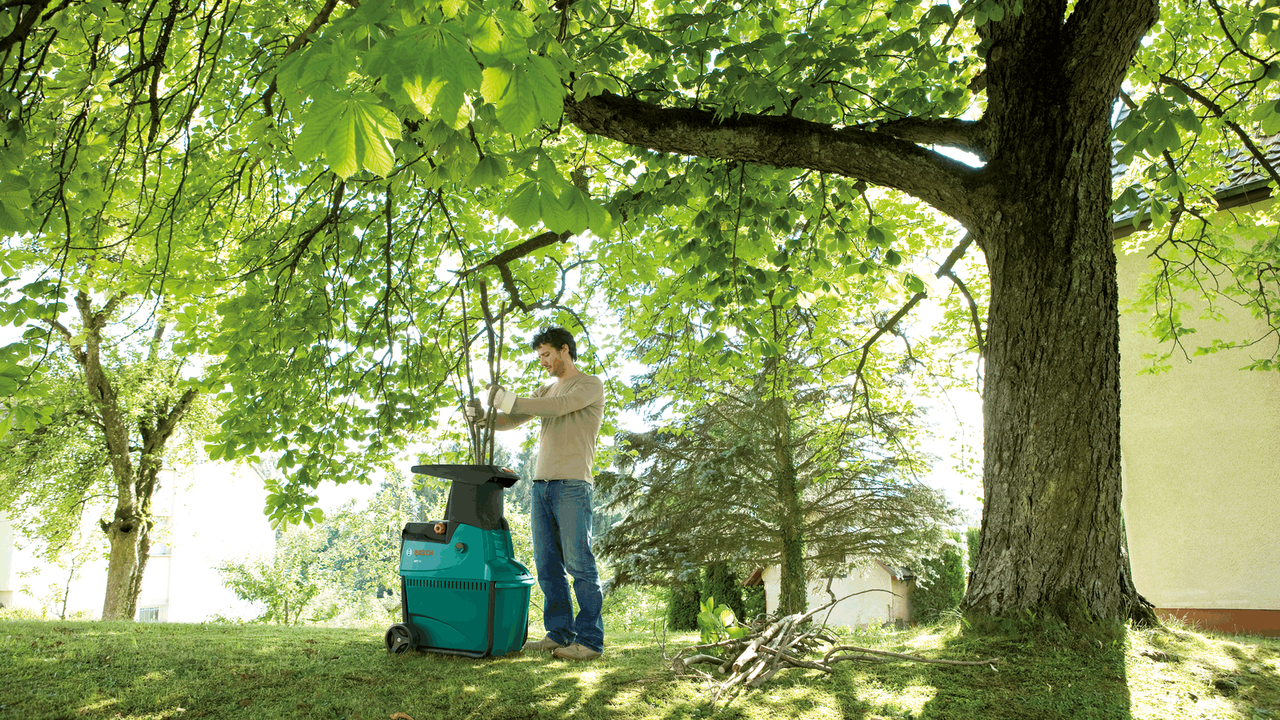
[598,306,959,615]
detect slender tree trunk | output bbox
[770,398,806,615]
[71,292,147,621]
[59,564,76,620]
[777,476,805,615]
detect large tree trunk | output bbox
[961,0,1158,627]
[964,160,1137,624]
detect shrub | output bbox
[0,605,47,621]
[667,577,701,631]
[912,531,967,624]
[743,585,766,621]
[966,526,981,572]
[701,562,744,623]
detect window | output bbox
[139,606,162,622]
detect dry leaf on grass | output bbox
[390,713,415,720]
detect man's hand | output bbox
[463,398,488,425]
[488,384,517,414]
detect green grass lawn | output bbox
[2,616,1276,720]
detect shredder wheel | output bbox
[385,624,415,654]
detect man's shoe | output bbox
[524,635,564,652]
[552,643,602,661]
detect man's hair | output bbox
[531,326,577,360]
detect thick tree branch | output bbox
[871,117,989,161]
[262,0,341,114]
[70,292,137,544]
[45,316,86,365]
[141,387,199,456]
[564,93,982,225]
[271,180,345,293]
[281,0,340,58]
[454,229,575,312]
[45,317,73,341]
[108,0,181,89]
[459,230,573,278]
[1062,0,1159,103]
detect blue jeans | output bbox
[531,479,604,653]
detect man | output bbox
[467,326,606,661]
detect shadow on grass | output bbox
[11,619,1214,720]
[328,636,669,720]
[911,621,1132,720]
[745,619,1134,720]
[1129,620,1280,718]
[378,621,1137,720]
[1216,637,1280,712]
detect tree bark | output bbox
[101,513,150,621]
[564,93,984,226]
[964,150,1136,623]
[70,292,144,621]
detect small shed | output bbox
[756,561,914,628]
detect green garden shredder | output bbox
[383,282,534,657]
[383,463,535,657]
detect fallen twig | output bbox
[668,590,1003,710]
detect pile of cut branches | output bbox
[668,591,1001,708]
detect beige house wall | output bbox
[1116,209,1280,620]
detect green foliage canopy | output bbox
[2,0,984,508]
[2,0,1277,624]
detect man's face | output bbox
[535,343,571,378]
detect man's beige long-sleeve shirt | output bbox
[504,374,605,482]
